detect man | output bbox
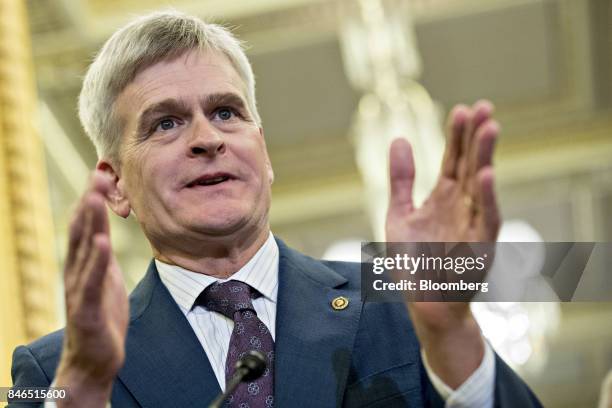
[11,10,541,408]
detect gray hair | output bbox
[78,10,261,162]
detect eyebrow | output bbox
[136,92,249,136]
[137,98,192,136]
[203,92,248,113]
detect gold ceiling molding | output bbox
[0,0,58,385]
[84,0,333,22]
[496,117,612,186]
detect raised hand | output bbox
[55,170,128,408]
[385,100,501,388]
[386,100,500,244]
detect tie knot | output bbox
[199,280,257,319]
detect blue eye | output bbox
[216,108,234,121]
[157,118,176,131]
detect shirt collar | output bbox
[156,232,279,313]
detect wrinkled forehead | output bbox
[112,52,249,149]
[118,49,246,109]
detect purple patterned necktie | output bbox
[201,280,275,408]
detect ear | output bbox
[259,127,274,185]
[96,160,131,218]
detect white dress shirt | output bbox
[422,339,495,407]
[156,232,279,390]
[47,232,494,407]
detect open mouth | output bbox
[186,173,234,188]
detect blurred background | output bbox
[1,0,612,406]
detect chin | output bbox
[187,212,253,236]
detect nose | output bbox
[187,116,226,157]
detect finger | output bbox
[66,202,87,272]
[65,171,113,270]
[72,193,107,289]
[459,100,494,188]
[463,100,494,155]
[441,105,469,179]
[475,167,500,241]
[90,169,114,200]
[465,120,499,200]
[65,207,88,293]
[90,189,111,236]
[475,120,499,170]
[389,138,416,215]
[69,203,94,291]
[80,233,111,308]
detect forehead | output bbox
[115,50,246,119]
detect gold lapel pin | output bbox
[331,296,349,310]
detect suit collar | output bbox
[274,238,348,288]
[154,232,280,312]
[274,238,362,407]
[118,261,221,407]
[118,238,363,407]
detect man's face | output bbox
[108,50,273,249]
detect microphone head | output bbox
[236,350,267,381]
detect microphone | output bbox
[208,350,267,408]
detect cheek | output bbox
[247,155,271,187]
[125,150,179,205]
[233,138,270,175]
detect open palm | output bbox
[385,100,501,329]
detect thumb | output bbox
[388,138,416,215]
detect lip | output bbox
[185,172,237,188]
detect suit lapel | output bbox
[117,261,221,407]
[115,242,364,408]
[274,239,363,407]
